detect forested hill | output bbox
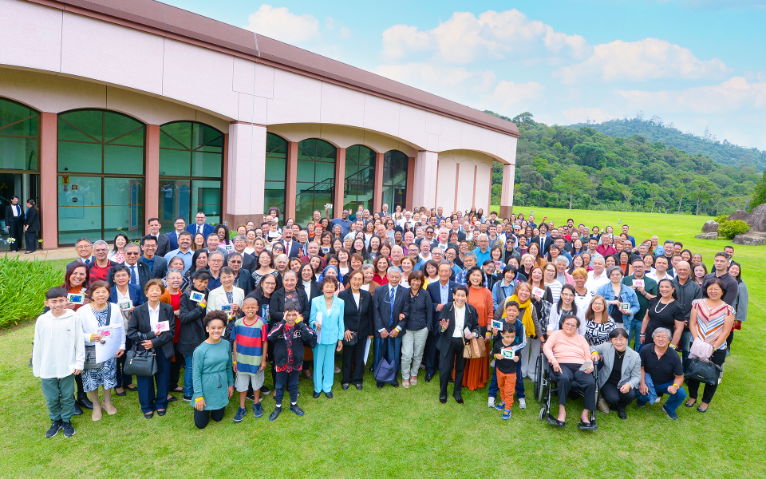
[486,111,761,215]
[567,117,766,171]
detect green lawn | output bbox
[1,208,763,478]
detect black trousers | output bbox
[169,343,185,390]
[342,340,365,385]
[439,338,466,398]
[550,363,596,411]
[25,231,37,252]
[686,349,726,404]
[600,382,637,409]
[424,331,440,375]
[7,220,22,251]
[194,407,225,429]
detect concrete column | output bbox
[499,163,515,218]
[373,152,384,212]
[285,141,298,220]
[226,122,267,226]
[334,147,346,214]
[39,112,58,249]
[221,132,229,223]
[405,156,415,210]
[412,150,438,208]
[144,124,160,233]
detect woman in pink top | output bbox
[543,314,596,429]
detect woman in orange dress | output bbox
[463,266,494,390]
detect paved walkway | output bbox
[2,248,76,262]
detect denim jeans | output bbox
[637,380,687,413]
[183,354,194,397]
[488,359,525,399]
[625,317,642,351]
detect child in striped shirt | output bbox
[232,297,269,423]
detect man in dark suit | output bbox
[4,196,24,252]
[166,217,186,251]
[109,243,151,295]
[227,252,253,295]
[436,285,481,404]
[139,235,168,280]
[424,263,458,382]
[146,217,171,257]
[230,236,256,272]
[281,227,301,259]
[23,199,40,253]
[185,211,214,238]
[378,203,390,217]
[67,238,96,269]
[372,267,410,388]
[530,226,551,257]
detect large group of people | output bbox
[31,205,747,437]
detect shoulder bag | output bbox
[83,305,112,370]
[685,357,722,386]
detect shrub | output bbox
[0,257,62,327]
[714,214,729,224]
[717,220,750,240]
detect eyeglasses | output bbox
[126,252,140,256]
[229,260,242,264]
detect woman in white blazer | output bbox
[78,281,125,421]
[590,328,641,419]
[206,266,245,317]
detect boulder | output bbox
[733,232,766,246]
[728,210,749,221]
[695,232,719,240]
[701,220,719,233]
[747,203,766,232]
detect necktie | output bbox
[388,287,395,328]
[84,259,90,266]
[131,265,138,285]
[197,225,201,234]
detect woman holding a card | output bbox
[309,276,345,398]
[109,265,144,395]
[79,281,125,421]
[596,267,640,331]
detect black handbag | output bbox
[685,357,721,386]
[123,345,157,377]
[83,305,112,370]
[343,295,362,346]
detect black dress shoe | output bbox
[377,382,384,389]
[618,409,627,420]
[342,383,350,390]
[144,411,154,419]
[454,395,464,404]
[167,396,177,403]
[126,385,138,392]
[157,409,166,416]
[78,395,93,410]
[391,380,399,388]
[313,392,321,399]
[355,384,363,390]
[439,396,448,404]
[425,373,433,382]
[325,392,333,399]
[114,388,126,397]
[73,403,83,416]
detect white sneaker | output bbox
[488,397,495,408]
[519,398,526,409]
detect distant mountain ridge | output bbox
[566,117,766,171]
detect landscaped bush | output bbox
[714,214,729,224]
[717,220,750,239]
[0,257,62,327]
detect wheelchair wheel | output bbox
[533,354,543,403]
[539,404,547,421]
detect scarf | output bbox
[505,294,534,338]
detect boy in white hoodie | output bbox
[33,287,85,438]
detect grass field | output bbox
[1,208,763,478]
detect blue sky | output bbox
[165,0,766,149]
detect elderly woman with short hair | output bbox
[596,266,639,330]
[590,328,640,419]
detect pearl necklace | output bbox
[654,298,672,314]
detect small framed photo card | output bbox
[67,293,84,305]
[491,320,503,331]
[502,349,514,359]
[221,304,232,312]
[532,287,545,298]
[224,244,233,252]
[119,301,132,311]
[189,291,205,303]
[633,279,644,288]
[620,302,630,311]
[154,321,170,334]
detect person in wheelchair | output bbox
[590,329,640,419]
[542,315,597,429]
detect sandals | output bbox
[410,376,418,386]
[402,379,410,388]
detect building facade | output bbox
[0,0,518,250]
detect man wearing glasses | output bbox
[110,243,151,297]
[66,238,95,269]
[167,217,186,251]
[185,211,214,237]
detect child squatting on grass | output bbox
[33,287,85,438]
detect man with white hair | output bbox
[432,228,457,252]
[585,254,609,297]
[371,267,410,388]
[379,203,390,217]
[473,234,491,265]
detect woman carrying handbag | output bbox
[127,279,176,419]
[338,270,372,390]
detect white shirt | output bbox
[647,271,673,283]
[453,304,466,338]
[585,270,609,297]
[360,283,370,291]
[302,280,313,293]
[11,204,20,217]
[148,302,160,328]
[352,292,360,308]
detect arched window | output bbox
[159,121,224,229]
[1,98,40,250]
[296,138,335,225]
[57,110,145,244]
[383,150,408,210]
[344,145,376,213]
[264,133,288,216]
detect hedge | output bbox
[0,256,62,327]
[717,220,750,240]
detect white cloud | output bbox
[555,38,728,84]
[561,107,621,124]
[490,81,546,109]
[374,63,496,95]
[243,5,320,44]
[325,17,352,39]
[381,9,591,64]
[617,76,766,113]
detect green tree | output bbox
[573,142,606,169]
[749,171,766,210]
[553,166,591,209]
[688,177,716,215]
